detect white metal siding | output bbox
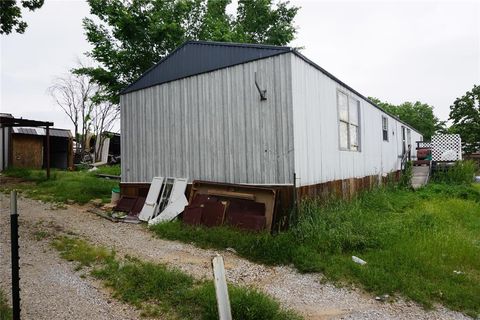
[290,54,423,186]
[121,54,294,184]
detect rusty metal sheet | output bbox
[227,213,266,231]
[227,199,265,216]
[189,180,276,231]
[183,206,203,225]
[201,201,226,227]
[131,197,146,215]
[191,194,216,206]
[114,196,137,212]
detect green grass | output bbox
[52,236,300,320]
[0,289,12,320]
[95,165,121,176]
[52,237,115,268]
[151,183,480,317]
[33,230,50,241]
[1,168,119,204]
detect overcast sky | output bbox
[1,0,479,131]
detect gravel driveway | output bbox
[0,193,471,320]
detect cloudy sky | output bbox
[1,0,479,131]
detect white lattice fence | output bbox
[431,134,462,161]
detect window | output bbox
[337,91,360,151]
[382,116,388,141]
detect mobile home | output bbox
[120,41,422,199]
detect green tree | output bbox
[369,97,444,140]
[449,85,480,154]
[76,0,299,104]
[0,0,44,34]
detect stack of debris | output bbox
[183,181,277,232]
[113,177,188,224]
[102,179,284,233]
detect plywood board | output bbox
[12,135,43,168]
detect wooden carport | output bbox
[0,116,54,179]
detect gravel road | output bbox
[0,198,141,319]
[0,193,472,320]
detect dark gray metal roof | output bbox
[121,40,292,94]
[13,127,72,138]
[121,40,421,134]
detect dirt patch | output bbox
[0,175,34,189]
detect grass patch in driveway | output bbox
[52,236,115,269]
[94,164,121,176]
[151,183,480,317]
[0,289,12,320]
[1,168,118,204]
[52,236,300,320]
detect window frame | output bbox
[337,90,361,152]
[382,115,389,141]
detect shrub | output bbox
[399,161,413,188]
[432,160,477,185]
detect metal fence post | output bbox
[10,190,21,320]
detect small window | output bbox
[337,91,360,151]
[382,116,388,141]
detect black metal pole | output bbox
[10,190,20,320]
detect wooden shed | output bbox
[119,41,423,200]
[0,114,73,171]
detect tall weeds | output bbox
[431,160,477,184]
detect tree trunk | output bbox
[74,124,78,152]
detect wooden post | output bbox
[10,191,21,320]
[46,125,50,179]
[212,255,232,320]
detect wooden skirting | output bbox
[120,183,152,198]
[296,171,401,201]
[120,171,400,231]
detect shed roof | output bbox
[121,40,292,94]
[13,127,72,138]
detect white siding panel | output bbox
[121,54,294,184]
[290,54,423,186]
